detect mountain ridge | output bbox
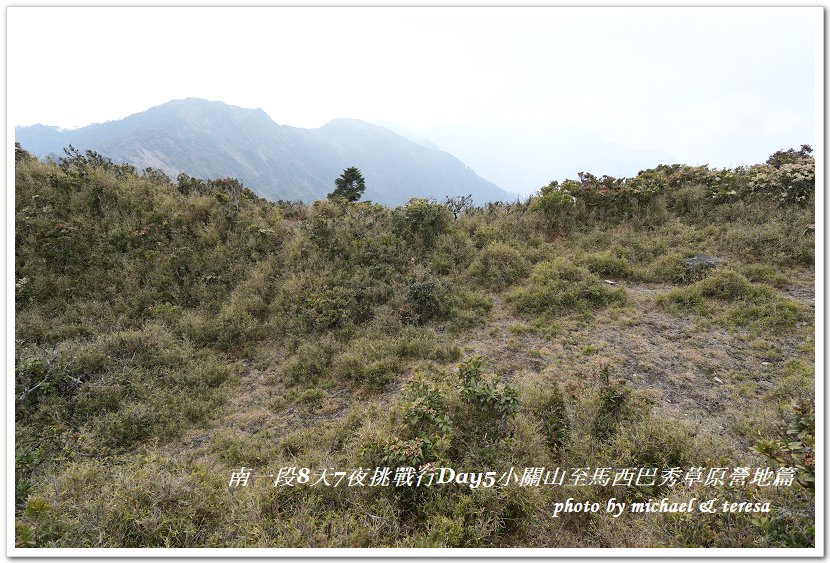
[15,99,513,205]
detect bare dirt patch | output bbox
[454,281,813,452]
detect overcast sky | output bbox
[7,6,820,194]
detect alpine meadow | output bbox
[13,139,815,549]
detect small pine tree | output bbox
[328,167,366,202]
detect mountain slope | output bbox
[15,98,512,205]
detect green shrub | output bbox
[405,265,450,324]
[725,298,804,333]
[658,269,761,314]
[581,251,640,280]
[657,269,804,333]
[467,242,531,290]
[518,372,569,454]
[706,168,742,203]
[90,403,156,448]
[647,253,689,283]
[740,263,790,287]
[752,398,815,489]
[447,289,493,331]
[280,336,336,385]
[591,366,633,442]
[746,155,815,205]
[295,387,327,407]
[298,284,354,331]
[331,336,402,388]
[393,198,453,255]
[530,181,576,232]
[607,415,695,471]
[16,324,232,453]
[506,259,626,318]
[382,379,452,466]
[666,183,711,221]
[22,456,229,547]
[697,269,759,300]
[429,230,476,275]
[213,307,259,352]
[458,355,520,427]
[393,326,460,363]
[372,355,520,470]
[657,285,713,316]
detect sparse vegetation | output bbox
[14,144,815,548]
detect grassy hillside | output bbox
[14,143,815,548]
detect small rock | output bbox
[713,377,724,384]
[761,361,770,366]
[684,254,722,267]
[683,254,722,282]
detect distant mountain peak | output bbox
[16,100,511,205]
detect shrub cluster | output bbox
[14,142,815,548]
[375,355,520,469]
[656,269,805,333]
[506,259,626,319]
[529,146,815,228]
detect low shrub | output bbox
[529,181,577,233]
[657,269,804,333]
[393,198,453,255]
[697,269,759,301]
[331,337,402,388]
[725,298,804,333]
[447,289,493,332]
[429,230,476,275]
[647,253,689,284]
[581,251,640,280]
[457,355,520,436]
[752,398,815,489]
[405,265,450,324]
[280,335,336,385]
[369,355,520,470]
[739,263,791,288]
[467,241,531,290]
[517,371,569,455]
[591,366,634,442]
[506,259,626,319]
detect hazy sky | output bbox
[8,6,820,194]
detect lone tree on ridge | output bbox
[328,166,366,202]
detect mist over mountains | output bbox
[15,98,513,206]
[382,121,678,196]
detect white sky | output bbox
[7,6,821,193]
